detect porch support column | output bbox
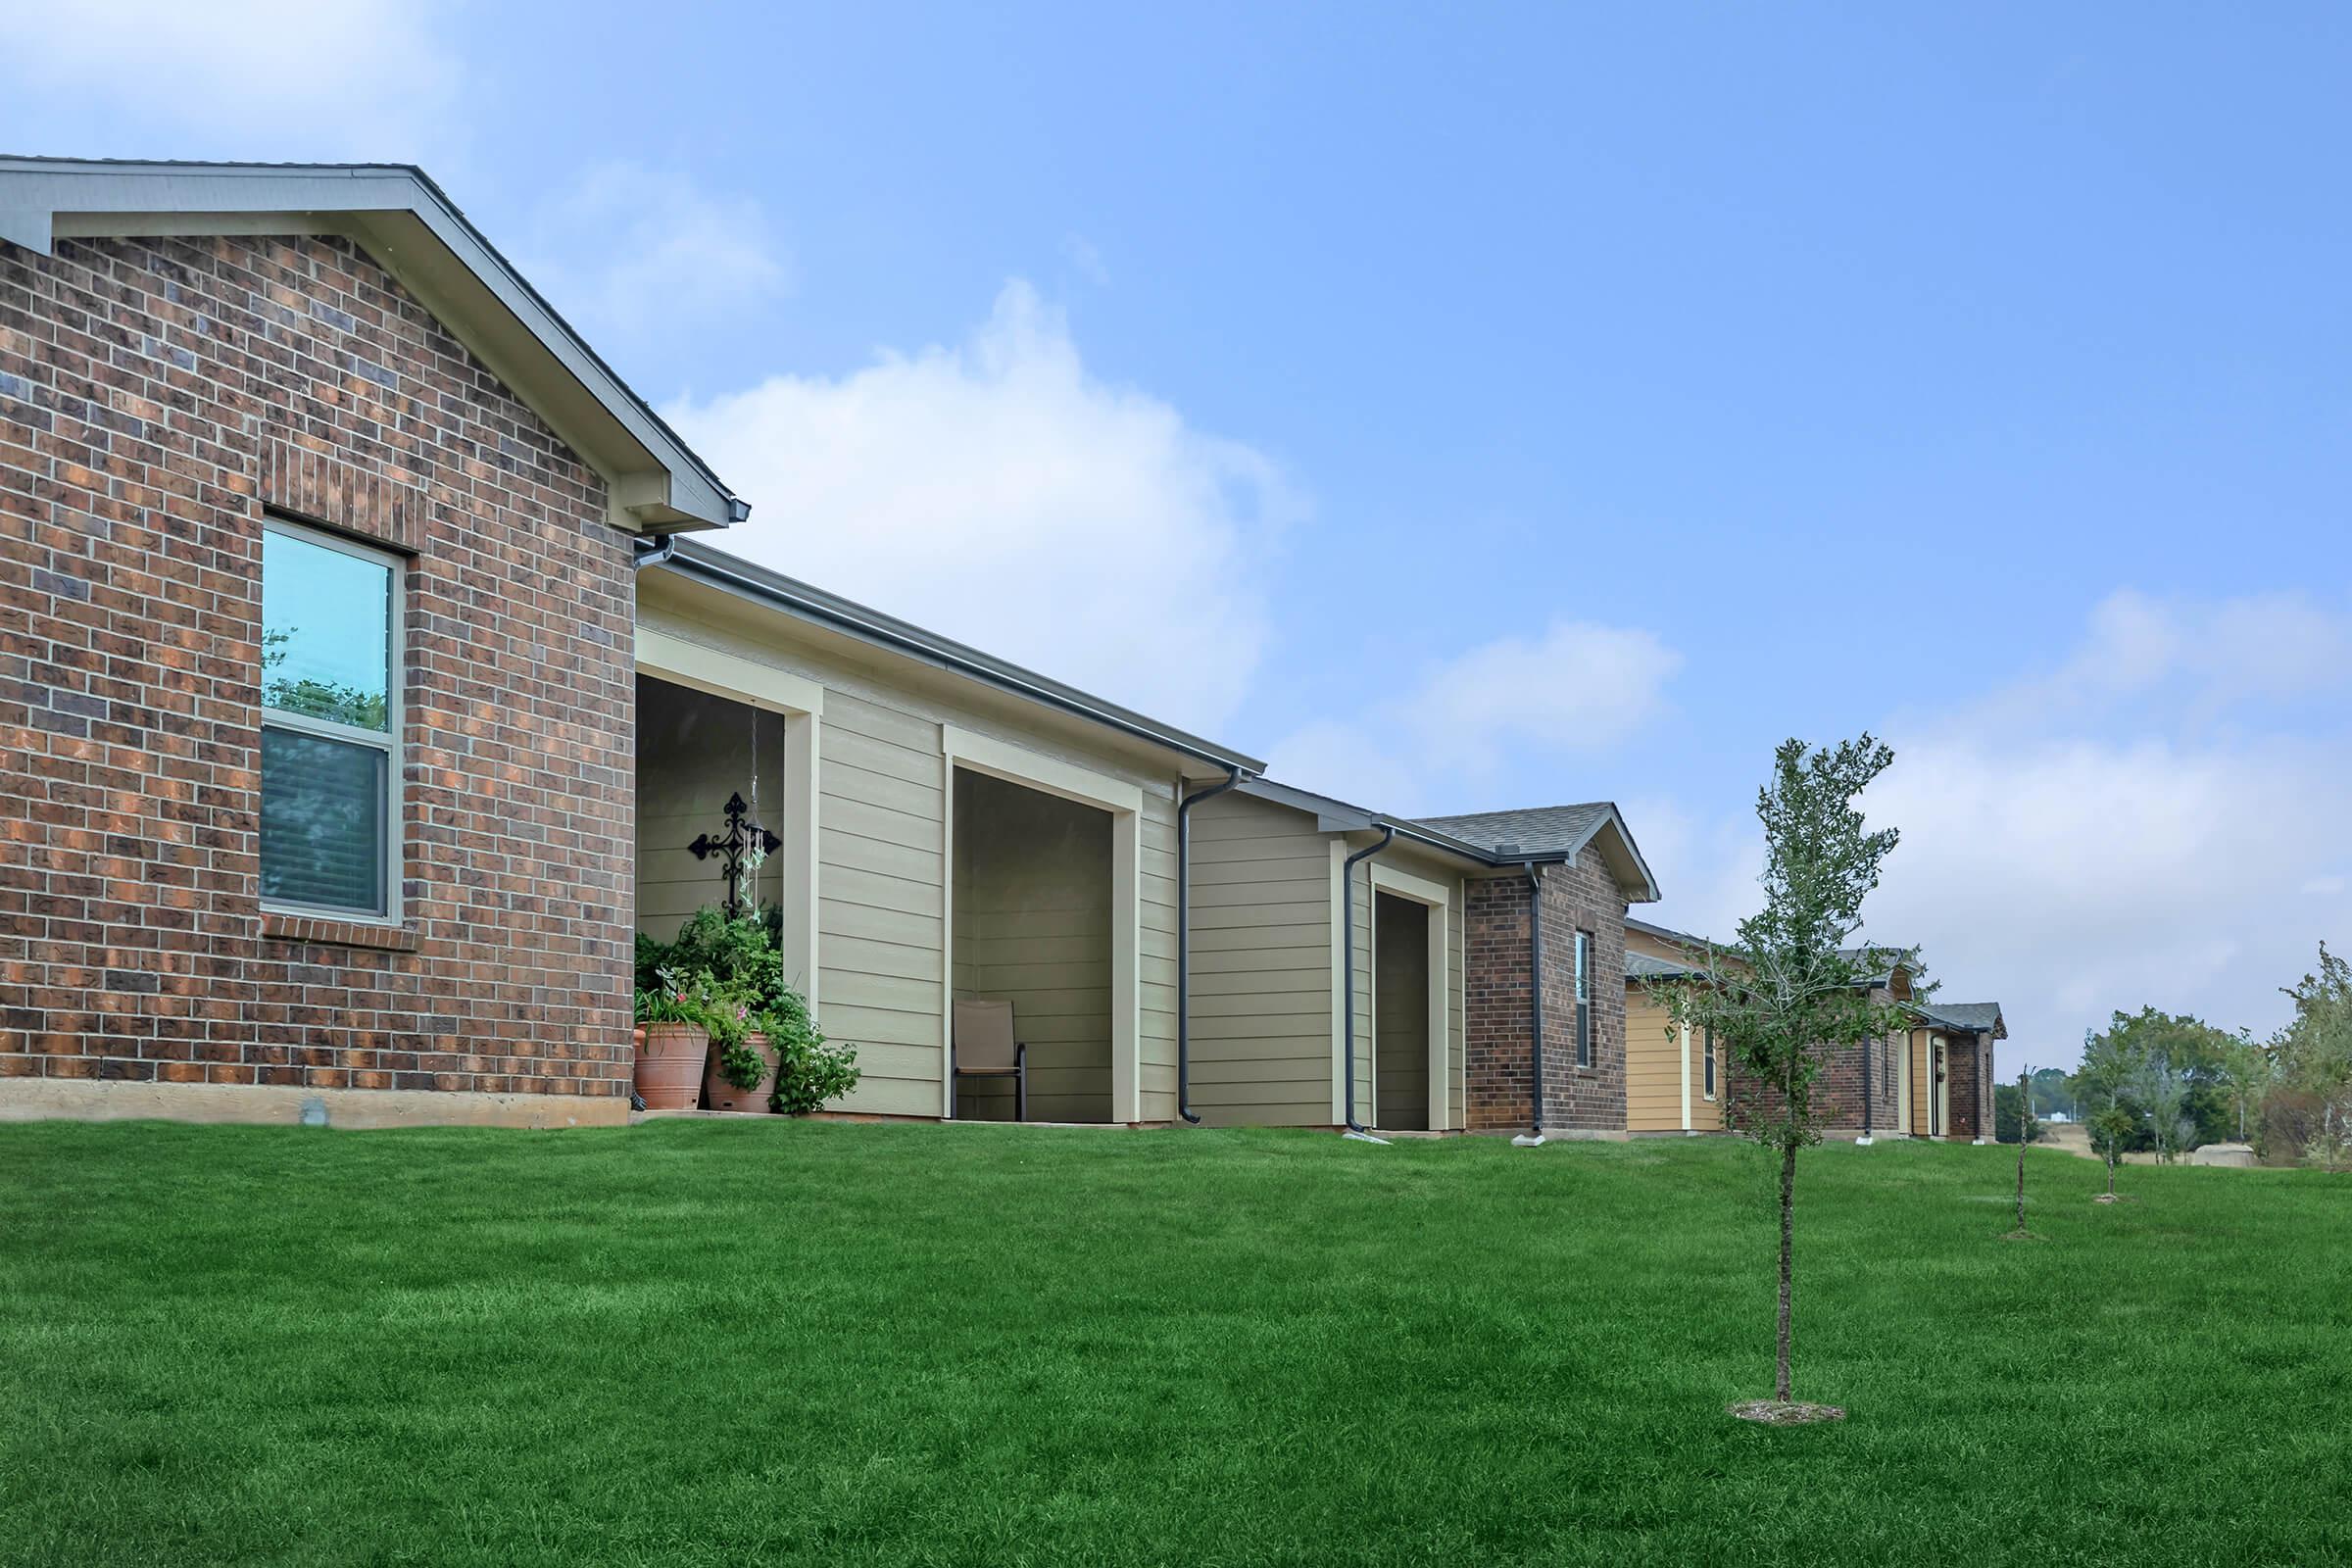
[780,710,820,1005]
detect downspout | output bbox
[1175,767,1246,1125]
[1339,825,1396,1143]
[1512,862,1546,1147]
[622,531,676,1115]
[1858,1016,1875,1146]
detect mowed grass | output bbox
[3,1122,2347,1567]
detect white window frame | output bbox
[1574,928,1593,1068]
[1702,1025,1717,1101]
[258,514,404,925]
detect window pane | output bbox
[263,528,391,730]
[262,726,386,914]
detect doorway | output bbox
[1373,892,1430,1132]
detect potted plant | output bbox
[701,994,778,1112]
[632,969,718,1111]
[648,905,861,1114]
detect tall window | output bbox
[259,518,400,919]
[1574,928,1593,1068]
[1702,1026,1717,1100]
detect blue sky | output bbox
[9,2,2348,1070]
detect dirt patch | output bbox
[1729,1399,1846,1426]
[2091,1193,2137,1204]
[1998,1228,2045,1243]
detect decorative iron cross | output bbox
[688,792,782,918]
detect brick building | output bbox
[1,160,742,1127]
[2,157,1673,1135]
[1622,915,2006,1141]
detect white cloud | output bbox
[1650,590,2352,1074]
[1266,620,1682,812]
[1952,587,2352,734]
[1,1,462,161]
[1861,734,2347,1067]
[515,164,791,348]
[664,280,1298,736]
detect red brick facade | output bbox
[1946,1030,1990,1140]
[0,231,636,1100]
[1723,1000,1907,1139]
[1464,846,1628,1135]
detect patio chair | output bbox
[951,998,1027,1121]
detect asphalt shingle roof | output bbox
[1410,805,1613,858]
[1920,1001,2004,1033]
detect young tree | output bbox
[2077,1028,2140,1200]
[2010,1066,2038,1235]
[1655,735,1919,1418]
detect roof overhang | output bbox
[655,539,1265,775]
[0,157,743,534]
[1236,782,1662,899]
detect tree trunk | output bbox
[2106,1152,2116,1196]
[2015,1070,2029,1230]
[1776,1140,1795,1402]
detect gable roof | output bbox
[1628,914,1717,953]
[1412,805,1611,858]
[0,156,743,532]
[1919,1001,2006,1038]
[1231,779,1660,900]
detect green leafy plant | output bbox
[644,906,857,1108]
[1646,734,1922,1417]
[633,967,723,1032]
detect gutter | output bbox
[632,534,677,571]
[1175,767,1248,1125]
[1512,861,1546,1148]
[1338,826,1396,1143]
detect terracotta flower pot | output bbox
[703,1031,780,1113]
[634,1022,710,1111]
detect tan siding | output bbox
[1181,792,1335,1126]
[1626,988,1684,1131]
[640,590,1193,1120]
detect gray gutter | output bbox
[0,156,745,531]
[658,539,1266,774]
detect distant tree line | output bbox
[2028,944,2352,1170]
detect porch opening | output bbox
[635,673,789,938]
[1373,891,1430,1132]
[952,768,1113,1122]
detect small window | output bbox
[1702,1026,1717,1100]
[260,518,400,919]
[1574,928,1593,1068]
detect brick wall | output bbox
[1464,846,1628,1134]
[1723,996,1906,1138]
[1947,1032,1988,1139]
[0,231,636,1100]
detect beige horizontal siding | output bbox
[1182,792,1335,1127]
[641,587,1197,1121]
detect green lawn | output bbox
[3,1122,2346,1566]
